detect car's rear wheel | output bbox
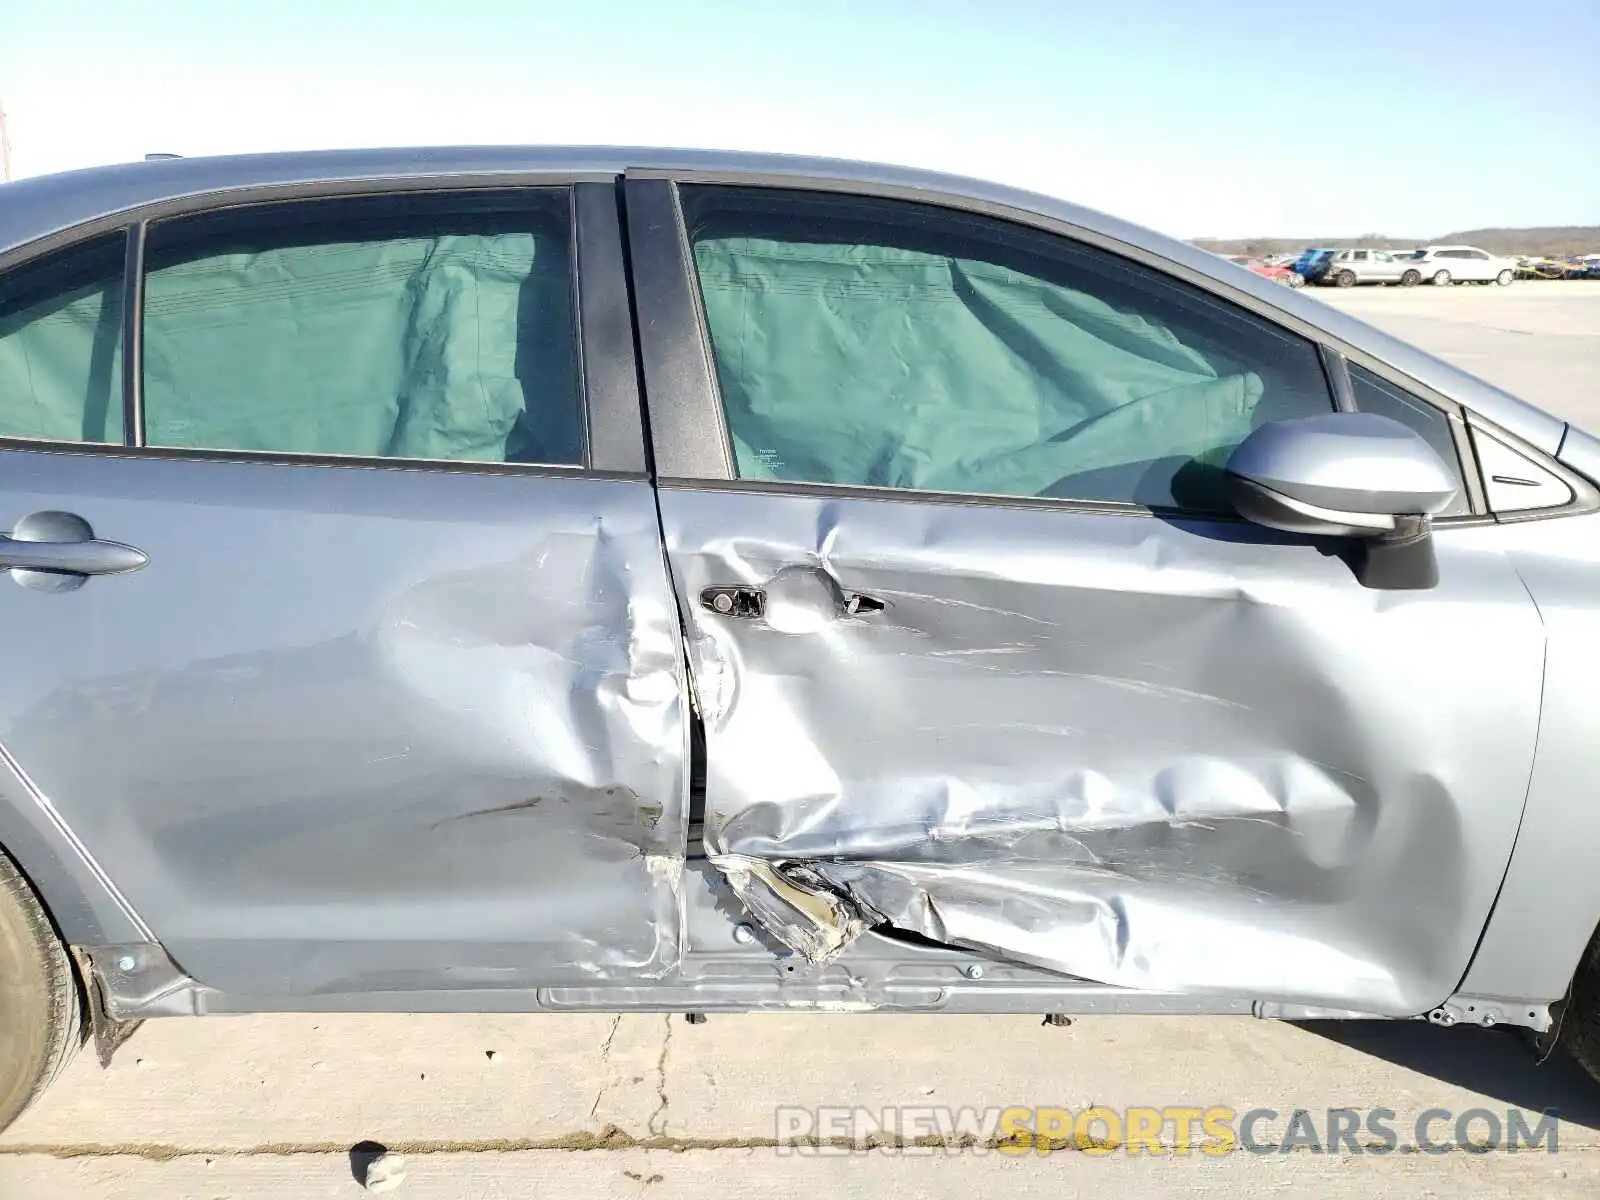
[1497,269,1514,286]
[0,847,81,1132]
[1564,926,1600,1086]
[1401,269,1421,286]
[1335,270,1357,288]
[1432,269,1452,286]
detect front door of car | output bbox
[627,178,1546,1016]
[0,183,691,997]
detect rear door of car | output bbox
[0,179,691,997]
[624,174,1545,1016]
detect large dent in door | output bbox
[670,489,1543,1015]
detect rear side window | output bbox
[1348,363,1469,516]
[679,187,1335,511]
[141,190,583,465]
[0,235,126,444]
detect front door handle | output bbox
[700,581,887,622]
[2,511,148,592]
[700,585,765,618]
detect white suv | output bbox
[1409,245,1517,286]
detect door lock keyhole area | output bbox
[700,586,765,619]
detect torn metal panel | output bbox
[713,854,867,963]
[658,486,1546,1016]
[0,449,689,995]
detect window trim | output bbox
[0,173,645,477]
[635,178,1369,520]
[122,222,147,448]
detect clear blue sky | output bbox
[2,0,1595,237]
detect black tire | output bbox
[1432,269,1452,286]
[1335,270,1357,288]
[1401,270,1421,286]
[0,847,81,1132]
[1565,926,1600,1086]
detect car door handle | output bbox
[700,586,766,618]
[0,536,148,575]
[1,511,148,590]
[700,583,886,621]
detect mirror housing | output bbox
[1225,412,1460,590]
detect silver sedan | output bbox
[0,148,1596,1130]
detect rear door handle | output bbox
[2,511,148,591]
[0,537,148,575]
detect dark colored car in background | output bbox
[1292,247,1335,283]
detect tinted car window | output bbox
[1349,363,1469,516]
[142,190,583,465]
[0,234,126,444]
[679,187,1335,512]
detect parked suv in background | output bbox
[1291,247,1335,283]
[1321,248,1422,288]
[1411,245,1517,286]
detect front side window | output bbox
[0,235,126,444]
[141,190,583,465]
[679,187,1334,511]
[1348,363,1469,516]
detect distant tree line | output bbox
[1193,227,1600,258]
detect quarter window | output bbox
[0,235,126,444]
[679,187,1335,511]
[141,190,583,465]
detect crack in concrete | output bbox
[647,1015,671,1138]
[4,1134,1595,1161]
[588,1015,624,1121]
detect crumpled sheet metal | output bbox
[0,458,688,996]
[660,486,1546,1017]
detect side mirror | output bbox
[1225,413,1459,590]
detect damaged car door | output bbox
[627,179,1545,1017]
[0,184,689,997]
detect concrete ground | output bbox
[1315,281,1600,429]
[2,284,1598,1199]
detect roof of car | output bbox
[0,145,1568,452]
[0,146,1136,260]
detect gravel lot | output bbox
[1,285,1597,1200]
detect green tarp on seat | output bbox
[142,232,581,464]
[693,237,1268,507]
[0,247,125,444]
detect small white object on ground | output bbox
[362,1151,406,1193]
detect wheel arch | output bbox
[0,753,148,948]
